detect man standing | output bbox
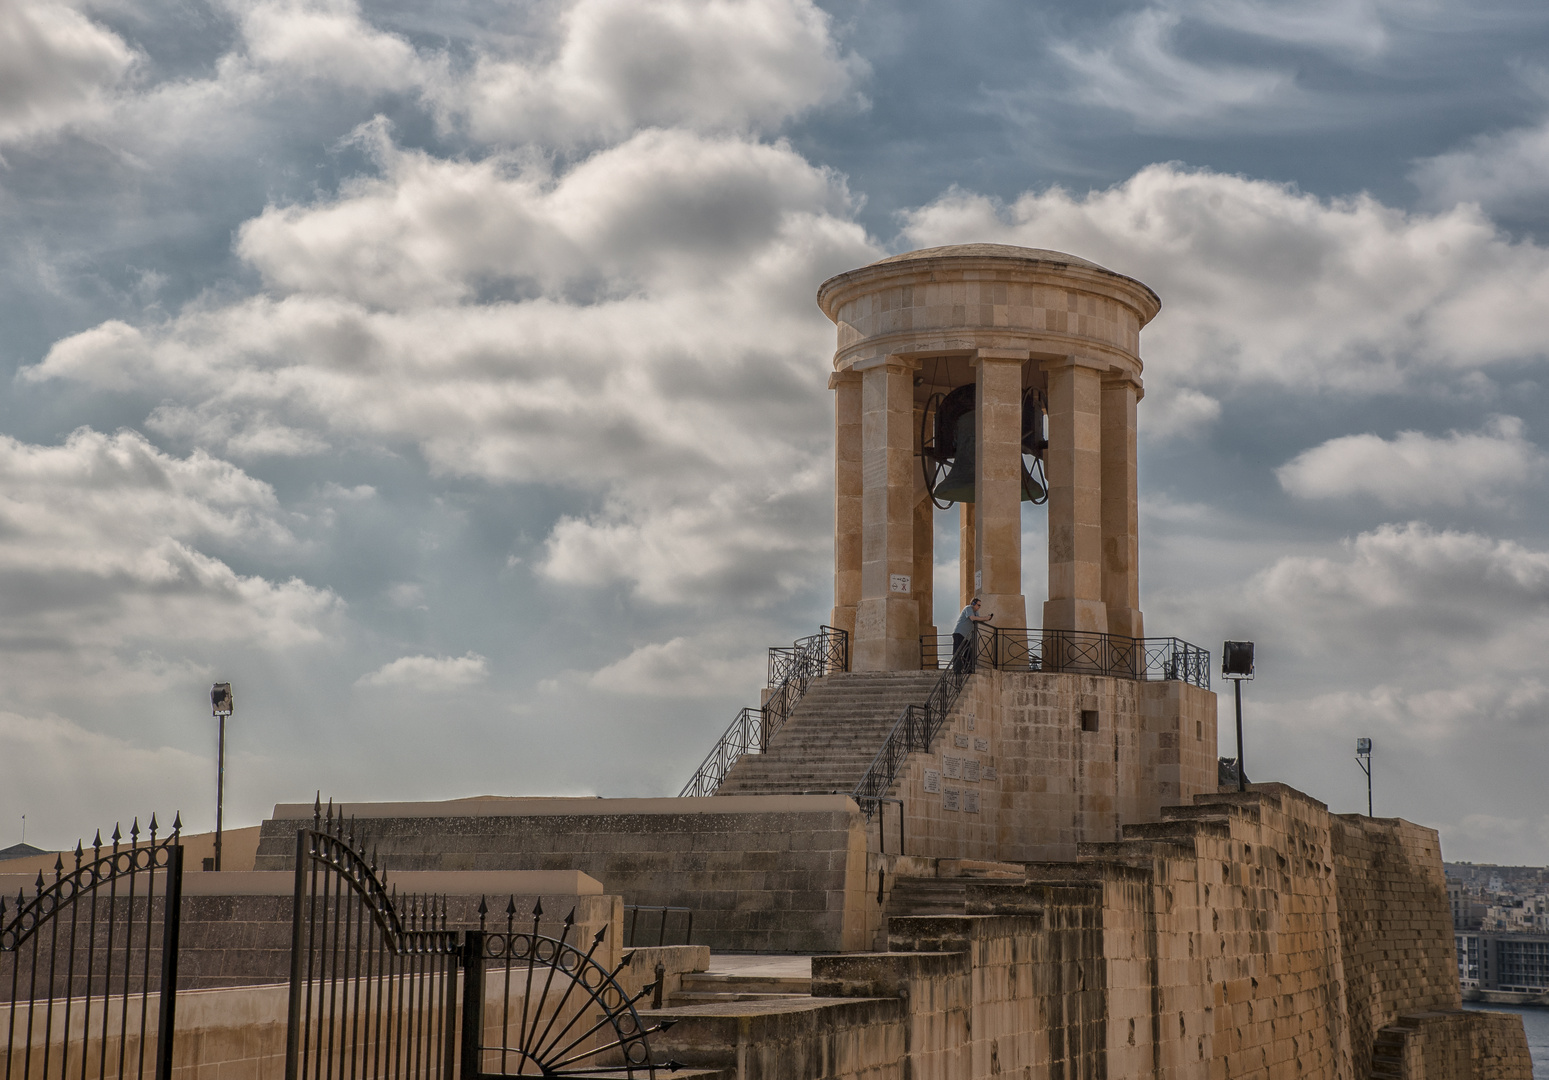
[952,597,992,673]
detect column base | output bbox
[853,597,922,672]
[1106,607,1144,640]
[829,605,858,646]
[977,593,1027,630]
[1043,597,1108,634]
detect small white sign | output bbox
[889,574,911,594]
[944,788,961,812]
[965,715,976,731]
[963,759,981,782]
[974,737,990,753]
[983,766,998,781]
[954,734,970,748]
[923,769,941,793]
[964,790,980,814]
[943,755,962,779]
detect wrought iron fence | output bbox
[2,814,183,1080]
[285,799,462,1080]
[622,907,693,949]
[461,901,676,1079]
[678,625,848,797]
[921,628,1210,689]
[851,650,976,816]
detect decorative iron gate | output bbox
[285,800,676,1080]
[1,815,184,1080]
[285,802,461,1080]
[461,902,673,1079]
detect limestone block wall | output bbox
[254,796,872,953]
[1332,812,1463,1074]
[888,670,1216,863]
[1374,1010,1533,1080]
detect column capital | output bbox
[828,369,863,390]
[1039,353,1109,374]
[849,353,920,374]
[972,348,1031,365]
[1100,371,1144,393]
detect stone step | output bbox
[887,879,969,916]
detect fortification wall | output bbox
[889,670,1216,863]
[1332,813,1463,1073]
[253,796,872,953]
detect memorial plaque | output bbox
[974,737,990,752]
[924,769,941,793]
[944,788,961,812]
[955,734,970,748]
[983,766,998,781]
[944,755,962,779]
[963,758,981,782]
[965,715,976,731]
[964,790,980,813]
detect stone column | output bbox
[958,503,976,609]
[1042,355,1108,633]
[1101,375,1144,640]
[912,400,936,658]
[830,370,862,642]
[854,356,919,671]
[972,349,1028,631]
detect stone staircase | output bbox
[667,970,813,1007]
[714,671,943,796]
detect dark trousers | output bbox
[951,632,976,673]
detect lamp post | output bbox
[1222,641,1255,792]
[1355,737,1372,816]
[211,683,233,871]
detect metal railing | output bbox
[624,906,694,948]
[851,641,978,816]
[921,628,1210,689]
[678,626,848,797]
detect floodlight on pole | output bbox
[1222,641,1254,793]
[211,682,233,871]
[1355,737,1373,817]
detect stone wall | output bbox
[889,669,1217,863]
[1373,1010,1534,1080]
[254,795,873,953]
[1333,813,1463,1073]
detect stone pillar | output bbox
[1042,355,1108,633]
[1101,375,1144,640]
[972,349,1028,631]
[830,370,862,642]
[958,503,976,609]
[854,357,919,671]
[912,400,936,659]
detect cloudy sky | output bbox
[4,0,1549,864]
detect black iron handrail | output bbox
[851,639,977,816]
[624,905,694,948]
[920,628,1210,689]
[678,625,848,797]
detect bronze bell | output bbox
[926,384,1048,505]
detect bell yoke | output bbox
[817,244,1161,673]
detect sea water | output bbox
[1464,1003,1549,1080]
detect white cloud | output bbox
[1053,9,1297,130]
[1141,386,1222,440]
[588,635,763,697]
[356,652,489,688]
[238,0,431,94]
[435,0,866,145]
[0,0,135,143]
[901,164,1549,400]
[1412,112,1549,219]
[1277,416,1545,507]
[0,428,340,700]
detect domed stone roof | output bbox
[871,244,1107,271]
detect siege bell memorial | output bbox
[3,246,1533,1079]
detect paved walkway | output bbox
[701,953,815,978]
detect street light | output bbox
[211,683,233,871]
[1355,737,1373,817]
[1222,641,1255,793]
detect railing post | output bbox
[153,842,184,1080]
[460,930,485,1080]
[283,829,308,1080]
